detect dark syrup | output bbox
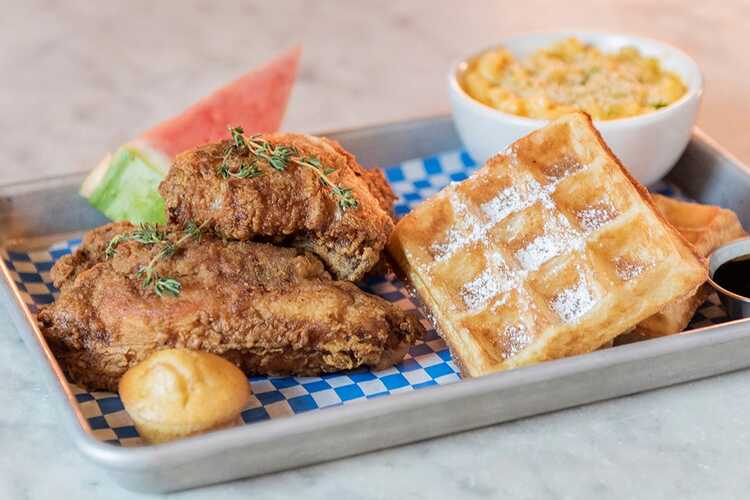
[713,255,750,298]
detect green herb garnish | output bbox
[293,155,359,209]
[135,266,178,296]
[182,220,203,241]
[217,126,258,179]
[155,277,181,296]
[134,266,181,298]
[230,126,249,153]
[218,160,263,179]
[106,220,209,297]
[219,126,359,210]
[105,223,166,257]
[105,234,128,258]
[248,140,295,172]
[130,223,166,245]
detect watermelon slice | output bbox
[81,46,302,224]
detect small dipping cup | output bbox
[707,237,750,320]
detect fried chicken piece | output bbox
[50,221,133,290]
[159,133,395,282]
[38,223,422,391]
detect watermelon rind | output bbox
[82,144,170,224]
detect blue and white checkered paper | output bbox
[2,149,728,446]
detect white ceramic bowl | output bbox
[449,31,703,186]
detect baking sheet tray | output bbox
[2,115,750,493]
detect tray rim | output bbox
[2,114,750,472]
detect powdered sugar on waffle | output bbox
[431,173,565,263]
[550,273,598,322]
[515,214,584,272]
[481,185,526,224]
[460,252,520,311]
[461,269,502,311]
[614,257,650,281]
[503,323,533,359]
[577,199,618,233]
[480,176,553,224]
[431,191,485,262]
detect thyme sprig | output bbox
[290,156,358,209]
[130,224,167,244]
[135,267,181,297]
[105,234,128,258]
[218,126,359,210]
[105,223,166,258]
[217,126,261,179]
[105,221,208,297]
[217,160,263,179]
[182,220,203,241]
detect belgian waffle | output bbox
[617,194,746,343]
[388,112,707,377]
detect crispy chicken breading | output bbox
[38,223,423,391]
[158,133,395,282]
[50,221,133,291]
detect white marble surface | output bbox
[3,0,750,498]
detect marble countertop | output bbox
[3,1,750,498]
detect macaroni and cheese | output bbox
[461,37,687,120]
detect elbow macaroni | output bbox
[461,37,687,120]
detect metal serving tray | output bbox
[2,115,750,493]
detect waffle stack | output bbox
[388,112,707,377]
[617,194,747,343]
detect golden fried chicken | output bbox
[50,221,133,291]
[38,223,422,391]
[158,132,395,282]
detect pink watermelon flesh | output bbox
[140,46,301,157]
